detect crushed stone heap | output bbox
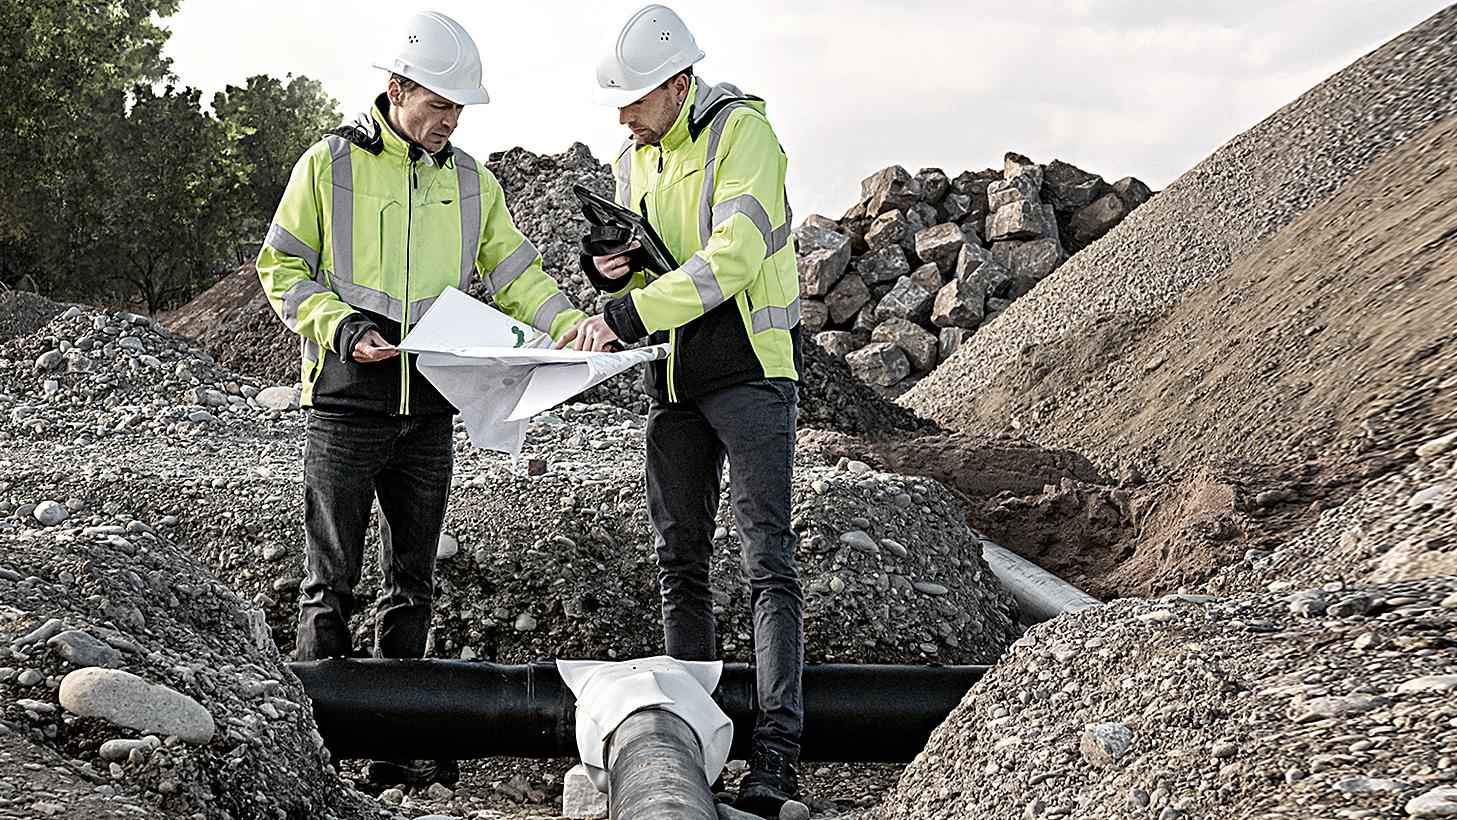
[0,306,297,446]
[882,575,1457,820]
[793,154,1150,398]
[0,494,387,819]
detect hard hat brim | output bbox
[590,83,657,108]
[373,61,491,105]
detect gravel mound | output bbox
[882,575,1457,819]
[904,5,1457,427]
[0,291,67,342]
[157,263,296,385]
[0,493,383,819]
[0,305,291,446]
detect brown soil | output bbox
[158,262,298,383]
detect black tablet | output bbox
[573,184,679,275]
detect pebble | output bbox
[16,669,44,687]
[514,613,538,632]
[912,581,950,596]
[57,667,215,744]
[32,500,68,526]
[1396,675,1457,694]
[12,618,66,649]
[99,737,157,762]
[1080,723,1132,768]
[436,532,459,561]
[255,386,299,411]
[779,800,811,820]
[47,630,123,668]
[1406,786,1457,818]
[839,530,880,553]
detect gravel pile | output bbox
[0,306,297,447]
[0,493,388,819]
[903,5,1457,426]
[880,573,1457,819]
[0,291,67,342]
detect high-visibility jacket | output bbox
[589,78,801,403]
[258,95,585,415]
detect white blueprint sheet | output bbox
[397,287,667,458]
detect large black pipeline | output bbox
[289,660,986,762]
[607,708,716,820]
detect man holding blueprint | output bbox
[556,5,806,814]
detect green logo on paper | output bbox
[511,327,526,348]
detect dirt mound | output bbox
[905,5,1457,424]
[945,114,1457,482]
[882,575,1457,819]
[157,262,295,384]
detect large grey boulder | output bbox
[909,262,944,294]
[914,167,950,204]
[845,342,910,387]
[800,299,829,334]
[1069,192,1130,246]
[860,165,922,216]
[939,192,972,223]
[1042,159,1105,214]
[813,330,860,359]
[864,210,915,253]
[994,238,1063,292]
[1112,176,1154,209]
[799,213,840,232]
[856,244,911,286]
[825,274,871,324]
[794,225,851,297]
[931,275,987,330]
[871,319,938,372]
[986,200,1052,241]
[987,174,1041,211]
[1002,152,1044,188]
[913,223,970,275]
[938,326,974,363]
[875,278,934,324]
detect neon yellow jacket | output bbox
[590,78,801,402]
[257,95,585,414]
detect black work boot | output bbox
[734,743,801,817]
[364,758,459,788]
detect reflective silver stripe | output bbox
[302,338,320,364]
[486,238,539,294]
[281,280,332,329]
[710,193,788,257]
[750,297,801,333]
[326,136,354,285]
[411,295,438,319]
[532,292,572,332]
[331,276,401,319]
[615,140,634,206]
[681,254,725,312]
[454,148,482,289]
[697,103,751,246]
[265,223,320,275]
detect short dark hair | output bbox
[661,67,693,89]
[390,72,420,93]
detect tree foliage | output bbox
[0,1,340,312]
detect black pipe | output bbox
[288,660,986,763]
[607,708,716,820]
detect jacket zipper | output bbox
[400,158,417,415]
[647,143,678,403]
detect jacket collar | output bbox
[639,77,763,153]
[328,94,454,165]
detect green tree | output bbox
[0,0,178,241]
[88,85,249,313]
[213,74,341,237]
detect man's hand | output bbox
[352,329,399,363]
[592,241,640,281]
[553,316,620,352]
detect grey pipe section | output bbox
[981,542,1100,624]
[607,708,717,820]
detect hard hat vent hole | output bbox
[408,34,419,44]
[661,31,671,40]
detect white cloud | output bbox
[161,0,1450,220]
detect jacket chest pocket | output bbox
[347,191,403,292]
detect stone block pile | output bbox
[795,153,1151,396]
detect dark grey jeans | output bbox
[646,378,804,759]
[294,410,454,661]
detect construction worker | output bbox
[557,4,804,814]
[257,10,584,786]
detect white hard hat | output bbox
[591,4,705,107]
[373,11,490,105]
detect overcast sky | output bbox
[162,0,1450,220]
